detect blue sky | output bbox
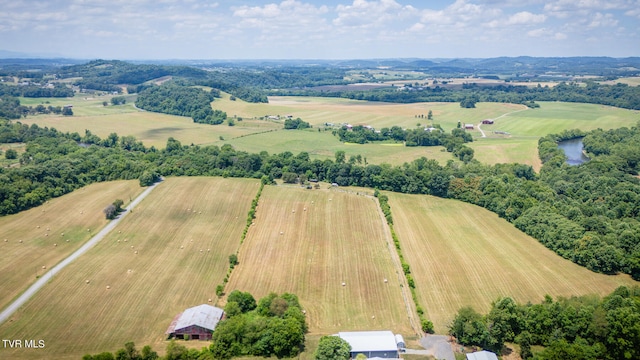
[1,0,638,59]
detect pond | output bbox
[558,137,590,165]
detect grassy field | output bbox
[18,94,640,169]
[0,177,260,360]
[386,192,637,334]
[0,180,142,312]
[224,185,416,336]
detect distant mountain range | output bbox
[1,52,639,77]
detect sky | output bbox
[0,0,639,59]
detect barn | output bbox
[165,304,224,340]
[482,119,494,124]
[466,350,499,360]
[338,331,400,359]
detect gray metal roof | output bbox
[173,304,224,332]
[466,350,499,360]
[338,331,398,352]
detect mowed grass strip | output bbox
[386,193,637,334]
[0,180,142,311]
[225,186,414,335]
[0,177,260,360]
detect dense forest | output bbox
[134,83,227,125]
[0,96,69,119]
[449,285,640,360]
[1,120,639,280]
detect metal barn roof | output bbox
[466,350,499,360]
[169,304,224,333]
[338,331,398,352]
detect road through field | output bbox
[0,180,161,325]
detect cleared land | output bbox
[386,192,637,334]
[225,185,415,336]
[0,177,260,360]
[0,180,142,311]
[18,94,640,169]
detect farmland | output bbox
[225,185,416,336]
[0,180,142,311]
[19,92,640,170]
[0,177,260,360]
[386,192,637,334]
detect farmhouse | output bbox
[482,119,494,124]
[338,331,401,359]
[165,304,224,340]
[464,123,474,130]
[466,350,499,360]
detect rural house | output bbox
[165,304,224,340]
[338,330,401,359]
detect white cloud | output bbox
[506,11,546,25]
[333,0,416,28]
[588,12,619,27]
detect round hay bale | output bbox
[280,231,284,235]
[19,240,23,243]
[130,245,134,249]
[87,228,90,232]
[80,211,84,214]
[207,249,210,252]
[208,298,212,302]
[42,265,46,269]
[54,243,57,247]
[124,239,127,242]
[45,233,48,237]
[127,269,132,273]
[292,210,295,213]
[199,211,202,214]
[180,245,184,249]
[134,250,138,254]
[200,249,203,253]
[341,282,346,286]
[304,208,307,211]
[106,285,111,290]
[85,280,90,284]
[118,230,121,234]
[61,233,64,236]
[3,239,7,242]
[302,310,306,315]
[66,239,69,242]
[117,240,120,243]
[372,315,375,319]
[37,225,40,229]
[46,227,50,231]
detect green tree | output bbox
[335,150,346,164]
[62,106,73,116]
[4,148,17,159]
[227,290,256,313]
[282,172,298,184]
[315,335,351,360]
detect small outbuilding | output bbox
[464,123,474,129]
[466,350,499,360]
[166,304,224,340]
[482,119,494,125]
[338,331,399,359]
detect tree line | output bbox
[272,81,640,110]
[450,286,640,360]
[0,120,639,278]
[0,83,74,98]
[134,83,227,125]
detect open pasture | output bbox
[0,180,142,312]
[386,192,637,334]
[225,185,415,336]
[0,177,260,359]
[492,101,640,137]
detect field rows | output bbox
[0,177,260,359]
[386,192,636,333]
[0,180,143,311]
[225,186,415,336]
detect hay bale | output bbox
[19,240,23,243]
[3,239,7,242]
[87,228,90,232]
[66,239,69,242]
[180,245,184,249]
[208,298,212,302]
[130,245,134,249]
[61,233,64,236]
[124,239,128,242]
[54,243,57,247]
[45,233,48,237]
[46,227,50,231]
[106,285,111,290]
[42,265,46,269]
[341,282,346,286]
[86,280,90,284]
[384,278,388,283]
[134,250,138,254]
[280,231,284,235]
[37,225,40,229]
